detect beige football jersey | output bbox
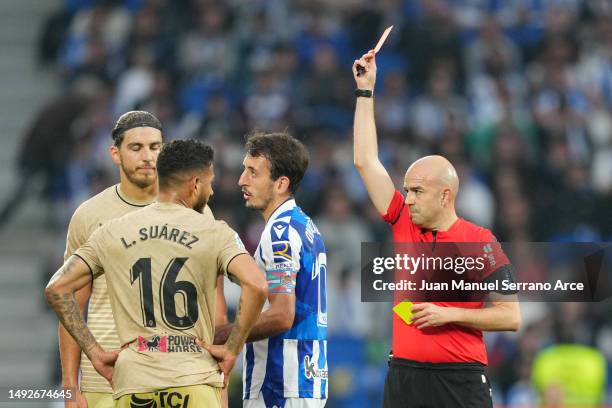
[75,202,247,399]
[64,184,151,393]
[65,184,215,393]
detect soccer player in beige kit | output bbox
[47,139,267,408]
[58,111,220,408]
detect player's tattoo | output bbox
[46,258,98,359]
[225,295,246,354]
[47,256,81,285]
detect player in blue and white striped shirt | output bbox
[237,132,328,408]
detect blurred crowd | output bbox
[17,0,612,405]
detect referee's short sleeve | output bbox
[381,190,405,225]
[478,229,511,279]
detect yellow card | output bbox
[393,301,414,325]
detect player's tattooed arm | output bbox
[224,254,267,354]
[45,256,99,358]
[225,294,247,354]
[47,256,119,382]
[50,293,98,357]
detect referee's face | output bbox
[239,154,275,212]
[404,174,443,229]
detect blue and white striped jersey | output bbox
[243,199,328,401]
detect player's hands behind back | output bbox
[353,49,377,91]
[89,346,120,385]
[199,342,237,388]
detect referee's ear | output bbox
[440,187,452,207]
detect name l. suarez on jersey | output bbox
[120,224,200,249]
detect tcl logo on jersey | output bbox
[129,391,191,408]
[130,394,157,408]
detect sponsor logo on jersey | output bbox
[154,391,190,408]
[272,222,289,240]
[130,394,157,408]
[129,392,191,408]
[271,261,294,271]
[304,355,328,379]
[138,335,168,352]
[137,335,202,353]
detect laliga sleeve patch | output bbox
[266,267,297,294]
[272,241,293,263]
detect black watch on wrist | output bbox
[355,89,373,98]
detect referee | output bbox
[352,50,521,408]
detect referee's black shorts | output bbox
[383,357,493,408]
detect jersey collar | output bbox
[115,184,152,207]
[266,198,296,225]
[420,217,464,239]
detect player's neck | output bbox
[431,210,459,232]
[157,189,190,208]
[118,181,157,205]
[261,195,292,223]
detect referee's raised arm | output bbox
[352,50,396,215]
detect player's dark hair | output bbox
[111,111,163,146]
[245,131,309,194]
[157,139,214,188]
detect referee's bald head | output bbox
[405,155,459,196]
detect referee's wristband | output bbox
[355,89,373,98]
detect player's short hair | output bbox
[157,139,214,188]
[111,111,163,146]
[245,131,309,194]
